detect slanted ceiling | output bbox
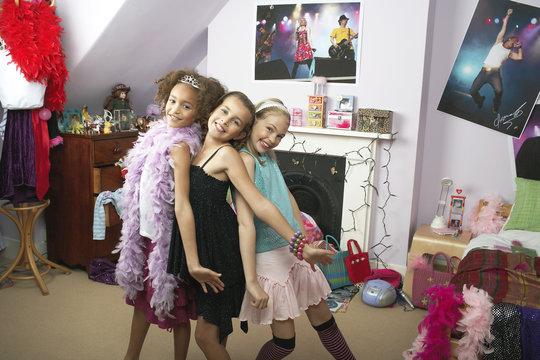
[55,0,227,116]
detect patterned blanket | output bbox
[451,249,540,309]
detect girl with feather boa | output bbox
[114,68,225,360]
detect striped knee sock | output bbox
[314,316,356,360]
[256,335,295,360]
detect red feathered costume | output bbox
[0,0,68,201]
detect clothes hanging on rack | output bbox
[0,0,68,202]
[0,0,68,111]
[0,110,38,205]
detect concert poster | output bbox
[437,0,540,138]
[254,2,362,83]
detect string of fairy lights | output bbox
[285,130,398,269]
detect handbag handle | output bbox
[347,239,361,255]
[429,251,452,273]
[325,235,342,252]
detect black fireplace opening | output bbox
[275,151,346,243]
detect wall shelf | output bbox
[288,126,394,140]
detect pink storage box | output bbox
[326,111,353,130]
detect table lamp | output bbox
[431,177,453,229]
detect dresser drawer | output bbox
[93,166,124,194]
[94,137,135,166]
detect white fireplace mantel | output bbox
[276,127,395,253]
[287,126,393,140]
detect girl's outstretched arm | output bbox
[236,152,269,309]
[172,143,224,294]
[223,147,335,268]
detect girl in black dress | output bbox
[168,91,334,359]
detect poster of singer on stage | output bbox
[254,2,362,83]
[437,0,540,138]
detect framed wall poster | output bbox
[254,2,363,83]
[437,0,540,138]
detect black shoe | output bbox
[475,96,485,109]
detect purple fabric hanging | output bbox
[0,110,38,204]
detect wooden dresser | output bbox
[46,131,138,271]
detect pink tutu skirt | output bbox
[239,245,331,325]
[126,237,197,330]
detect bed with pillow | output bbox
[449,136,540,358]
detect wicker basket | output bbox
[357,108,393,134]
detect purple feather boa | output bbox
[114,119,201,320]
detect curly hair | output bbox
[153,68,226,138]
[215,91,256,150]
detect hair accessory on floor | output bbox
[180,75,200,89]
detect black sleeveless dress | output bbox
[167,146,245,342]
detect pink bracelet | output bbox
[296,237,309,260]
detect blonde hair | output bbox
[245,98,290,164]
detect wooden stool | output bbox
[0,199,71,295]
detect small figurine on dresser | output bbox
[103,83,136,131]
[69,113,84,134]
[92,115,104,134]
[103,83,132,112]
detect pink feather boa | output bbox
[468,194,507,238]
[403,285,464,360]
[455,285,494,359]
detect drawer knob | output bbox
[113,141,121,154]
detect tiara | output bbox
[256,101,288,113]
[180,75,200,89]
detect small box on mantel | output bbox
[307,95,326,128]
[357,108,393,134]
[326,111,353,130]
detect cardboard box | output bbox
[326,111,353,130]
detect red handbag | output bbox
[344,239,372,284]
[412,252,455,309]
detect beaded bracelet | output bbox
[288,231,303,253]
[295,236,309,260]
[289,231,307,260]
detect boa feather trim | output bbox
[467,194,506,238]
[455,285,494,359]
[49,136,63,148]
[114,119,201,320]
[409,254,428,271]
[0,0,68,111]
[403,285,464,360]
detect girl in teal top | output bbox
[235,99,356,359]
